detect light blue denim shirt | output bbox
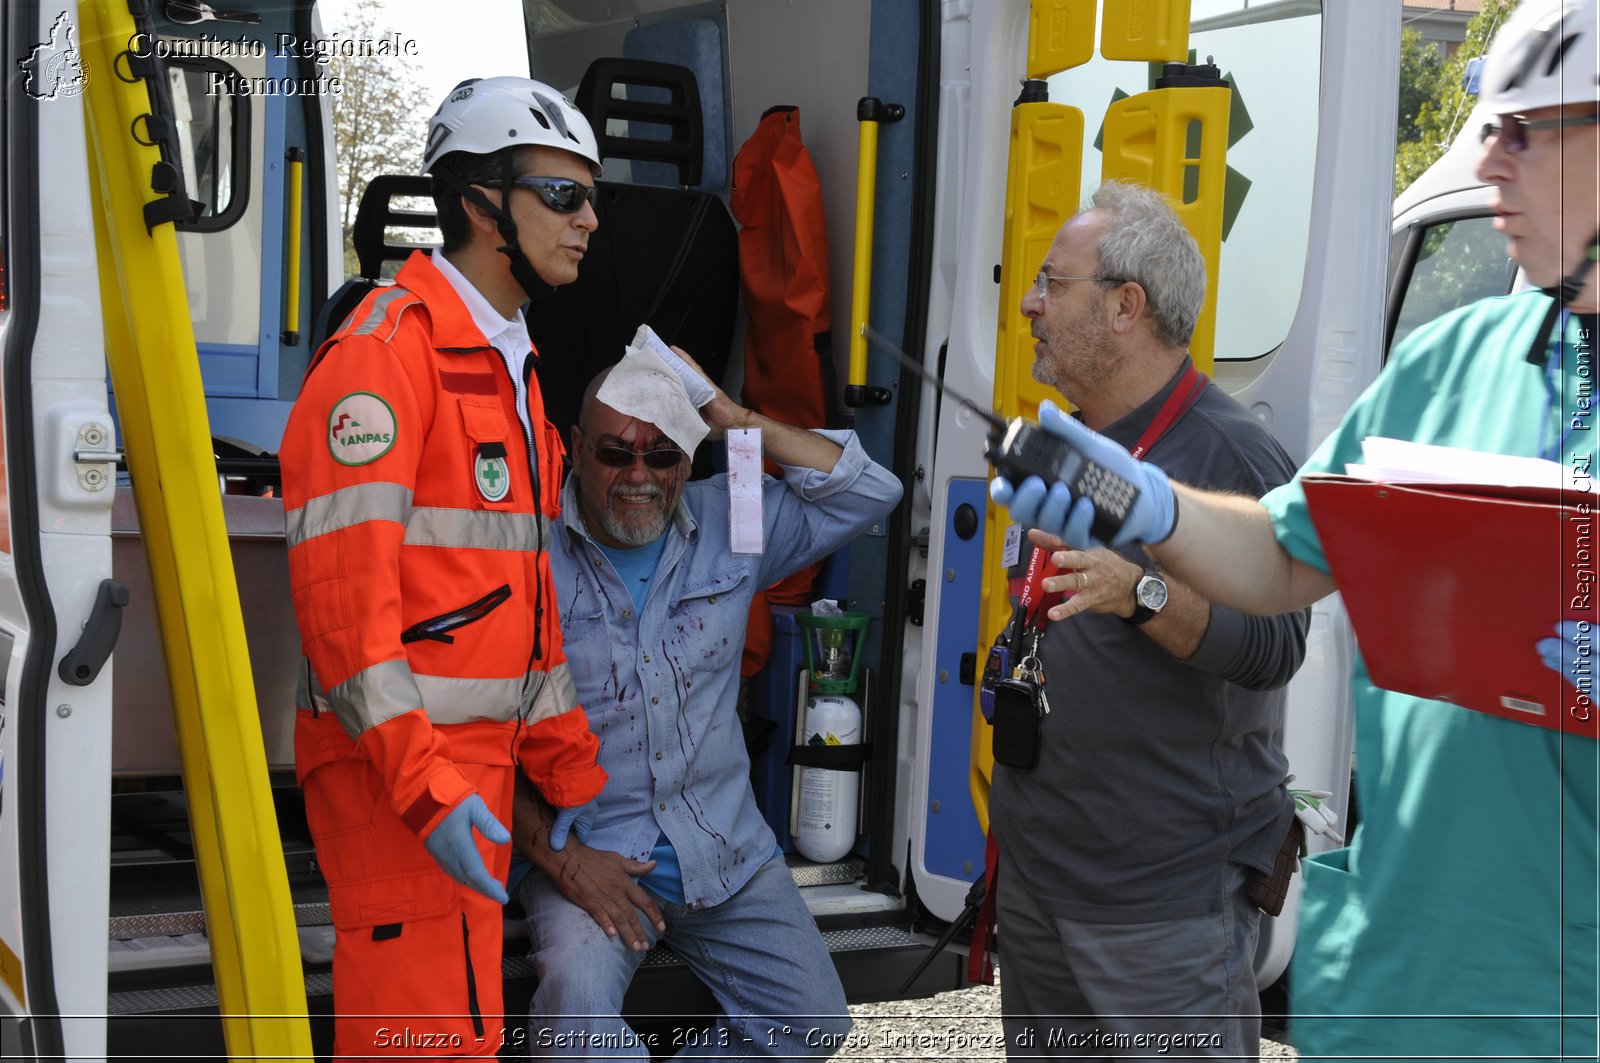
[549,430,900,909]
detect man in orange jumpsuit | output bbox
[280,77,609,1058]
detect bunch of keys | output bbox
[1006,627,1051,717]
[987,544,1058,769]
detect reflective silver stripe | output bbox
[527,661,580,725]
[414,674,524,725]
[287,482,413,547]
[403,508,552,552]
[413,662,579,726]
[348,287,417,342]
[326,658,424,735]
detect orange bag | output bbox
[732,107,837,673]
[731,105,836,433]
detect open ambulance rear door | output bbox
[901,0,1401,993]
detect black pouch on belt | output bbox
[1245,816,1304,917]
[990,677,1043,770]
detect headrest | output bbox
[353,174,437,280]
[576,58,704,187]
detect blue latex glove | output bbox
[989,400,1177,548]
[1537,620,1582,684]
[422,793,510,903]
[548,800,596,852]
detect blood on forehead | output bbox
[597,417,673,451]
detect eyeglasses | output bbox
[587,442,685,470]
[482,175,598,213]
[1034,270,1126,300]
[1479,112,1600,154]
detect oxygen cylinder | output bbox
[794,693,861,863]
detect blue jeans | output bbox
[997,850,1262,1060]
[519,853,851,1059]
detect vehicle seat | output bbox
[528,58,739,448]
[310,174,438,352]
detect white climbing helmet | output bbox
[1477,0,1600,115]
[422,76,602,177]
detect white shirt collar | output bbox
[431,249,530,356]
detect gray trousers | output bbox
[996,847,1262,1061]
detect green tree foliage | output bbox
[1397,27,1444,146]
[326,0,434,278]
[1394,0,1520,195]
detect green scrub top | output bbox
[1263,291,1598,1061]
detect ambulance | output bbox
[0,0,1426,1058]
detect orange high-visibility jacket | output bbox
[281,251,605,837]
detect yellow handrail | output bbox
[285,148,304,345]
[846,109,880,397]
[846,97,902,402]
[79,3,311,1059]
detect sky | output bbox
[317,0,531,114]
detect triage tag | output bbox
[727,427,763,555]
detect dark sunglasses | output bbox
[482,175,598,213]
[1479,111,1600,154]
[588,443,684,470]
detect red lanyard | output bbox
[1130,364,1206,459]
[1019,541,1056,628]
[1018,364,1207,625]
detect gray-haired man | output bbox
[992,180,1308,1059]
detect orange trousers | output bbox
[298,712,515,1060]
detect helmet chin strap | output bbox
[1526,227,1600,366]
[435,159,555,303]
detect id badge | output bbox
[991,678,1042,770]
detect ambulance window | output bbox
[1046,0,1322,361]
[167,59,249,231]
[1389,215,1515,353]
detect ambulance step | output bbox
[107,921,926,1017]
[106,859,880,974]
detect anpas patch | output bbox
[328,392,397,465]
[475,453,511,502]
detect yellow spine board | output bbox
[847,118,881,390]
[970,100,1083,829]
[78,2,312,1058]
[1026,0,1097,80]
[1100,0,1191,62]
[1101,84,1231,371]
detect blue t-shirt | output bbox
[596,538,665,612]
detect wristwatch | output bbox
[1125,568,1169,626]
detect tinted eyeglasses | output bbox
[588,442,685,470]
[1479,112,1600,154]
[483,175,598,213]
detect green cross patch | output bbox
[475,453,510,502]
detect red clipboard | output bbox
[1302,475,1596,739]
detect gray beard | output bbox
[600,507,669,547]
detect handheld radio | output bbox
[860,326,1140,543]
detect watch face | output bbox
[1137,575,1168,611]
